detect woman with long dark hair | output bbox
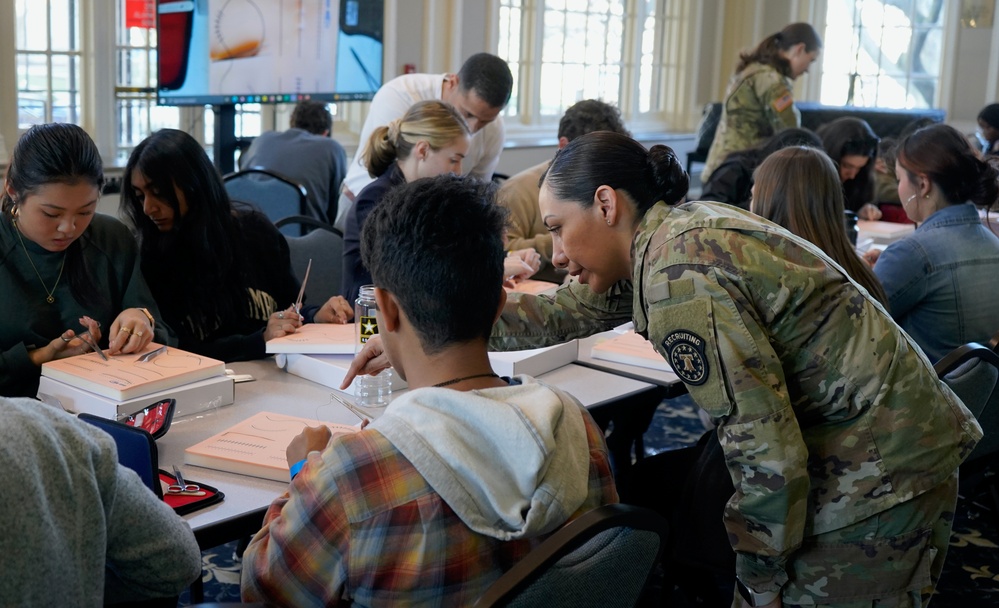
[0,123,165,397]
[121,129,351,361]
[816,117,881,219]
[702,22,822,181]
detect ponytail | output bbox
[362,100,471,179]
[736,22,822,76]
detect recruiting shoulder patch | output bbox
[662,330,709,386]
[772,91,793,113]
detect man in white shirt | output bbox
[335,53,513,229]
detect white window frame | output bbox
[490,0,702,137]
[816,0,956,110]
[13,0,84,128]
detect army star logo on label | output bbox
[663,330,709,385]
[359,316,378,343]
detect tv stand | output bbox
[213,104,238,175]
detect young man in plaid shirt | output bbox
[241,175,618,606]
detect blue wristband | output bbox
[289,458,307,480]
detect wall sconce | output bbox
[961,0,995,28]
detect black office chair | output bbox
[936,333,999,527]
[276,216,345,308]
[473,504,668,607]
[223,167,309,236]
[687,102,722,177]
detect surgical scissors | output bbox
[168,465,203,495]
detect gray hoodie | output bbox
[369,375,591,541]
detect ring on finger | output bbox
[136,330,145,338]
[278,311,285,319]
[120,327,133,334]
[61,334,72,343]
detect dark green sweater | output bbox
[0,213,171,397]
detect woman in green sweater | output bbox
[0,123,168,397]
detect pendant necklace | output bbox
[13,220,66,304]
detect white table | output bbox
[160,357,656,547]
[575,332,688,398]
[857,219,915,248]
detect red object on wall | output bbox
[125,0,155,29]
[404,63,417,74]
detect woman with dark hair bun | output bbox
[702,22,822,181]
[0,123,168,397]
[816,117,881,218]
[869,123,999,362]
[490,131,980,607]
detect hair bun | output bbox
[647,145,689,206]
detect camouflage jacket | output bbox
[492,201,982,592]
[702,63,800,180]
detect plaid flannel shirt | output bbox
[241,406,617,606]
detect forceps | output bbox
[76,329,108,361]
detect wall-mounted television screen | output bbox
[157,0,383,106]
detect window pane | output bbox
[16,0,50,51]
[18,53,49,92]
[912,27,942,78]
[51,89,79,124]
[18,95,47,128]
[639,4,657,114]
[542,9,567,62]
[49,0,79,52]
[49,54,75,95]
[820,0,944,109]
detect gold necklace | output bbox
[12,220,66,304]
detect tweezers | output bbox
[294,259,312,314]
[76,330,108,361]
[137,345,168,363]
[329,392,369,422]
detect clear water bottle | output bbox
[354,285,394,407]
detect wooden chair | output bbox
[473,504,668,607]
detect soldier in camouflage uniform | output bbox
[491,132,982,607]
[702,23,822,182]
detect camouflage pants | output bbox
[774,472,958,607]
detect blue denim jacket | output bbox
[874,203,999,362]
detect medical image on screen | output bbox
[157,0,383,105]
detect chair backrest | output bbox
[223,168,308,236]
[473,504,668,608]
[78,413,162,498]
[935,340,999,465]
[277,215,345,308]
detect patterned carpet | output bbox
[179,394,999,606]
